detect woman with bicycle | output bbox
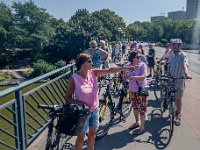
[66,52,134,150]
[124,51,148,135]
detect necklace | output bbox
[77,72,88,79]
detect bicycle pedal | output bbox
[64,143,73,149]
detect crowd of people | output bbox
[65,38,192,150]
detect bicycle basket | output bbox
[58,104,90,136]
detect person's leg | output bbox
[75,134,85,150]
[176,98,182,116]
[140,113,146,130]
[88,108,99,149]
[174,80,184,125]
[87,128,97,150]
[134,109,139,124]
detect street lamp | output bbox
[118,27,123,41]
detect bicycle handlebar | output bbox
[38,104,63,112]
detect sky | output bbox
[2,0,187,24]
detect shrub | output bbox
[30,59,56,77]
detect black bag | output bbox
[58,104,90,136]
[136,81,149,97]
[138,87,149,97]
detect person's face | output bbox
[100,42,105,48]
[133,54,141,64]
[90,44,96,49]
[83,58,92,69]
[172,43,180,51]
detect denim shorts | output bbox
[82,108,99,134]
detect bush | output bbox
[30,59,57,77]
[55,60,66,68]
[0,72,11,81]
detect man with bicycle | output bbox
[168,38,192,126]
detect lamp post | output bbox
[118,27,122,41]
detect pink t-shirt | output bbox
[72,70,99,110]
[126,63,148,92]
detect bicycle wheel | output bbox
[154,80,162,101]
[169,100,175,138]
[53,132,69,150]
[45,116,59,150]
[96,99,114,140]
[121,92,132,118]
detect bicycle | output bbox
[159,77,191,140]
[38,104,73,150]
[153,58,167,101]
[96,77,132,139]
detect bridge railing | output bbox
[0,63,76,150]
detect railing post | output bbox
[70,65,75,74]
[15,86,26,150]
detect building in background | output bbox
[168,11,186,21]
[186,0,199,19]
[151,16,167,22]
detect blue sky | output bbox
[2,0,187,24]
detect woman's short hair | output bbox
[75,53,90,71]
[89,40,97,47]
[128,51,137,62]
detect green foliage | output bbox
[31,59,56,77]
[0,1,199,69]
[55,60,66,68]
[0,72,11,81]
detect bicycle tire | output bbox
[54,132,69,150]
[169,101,175,138]
[121,92,133,118]
[96,99,114,140]
[153,80,162,101]
[45,116,59,150]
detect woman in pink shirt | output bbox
[66,53,134,150]
[124,51,148,135]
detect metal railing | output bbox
[0,63,75,150]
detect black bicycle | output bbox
[159,76,192,140]
[38,104,72,150]
[96,77,132,140]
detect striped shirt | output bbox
[168,50,188,78]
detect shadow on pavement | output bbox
[95,129,134,150]
[132,108,172,149]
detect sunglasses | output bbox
[88,60,92,63]
[135,56,141,59]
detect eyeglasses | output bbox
[135,56,141,59]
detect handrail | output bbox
[0,63,75,98]
[0,63,75,150]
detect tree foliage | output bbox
[0,0,199,75]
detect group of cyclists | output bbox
[65,38,192,150]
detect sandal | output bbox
[128,123,139,130]
[174,114,181,126]
[133,128,145,135]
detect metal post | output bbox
[15,87,26,150]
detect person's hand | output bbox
[185,74,192,79]
[124,66,135,71]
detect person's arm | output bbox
[99,48,108,60]
[183,56,191,78]
[66,77,85,105]
[93,66,134,77]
